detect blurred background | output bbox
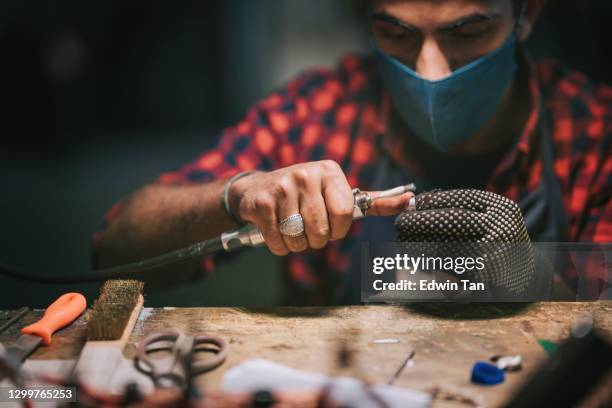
[1,0,612,308]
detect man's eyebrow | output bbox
[370,11,501,32]
[369,11,417,32]
[439,13,501,31]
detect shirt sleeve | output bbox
[569,89,612,299]
[157,67,342,185]
[576,155,612,243]
[92,66,344,273]
[574,90,612,243]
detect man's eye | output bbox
[450,22,492,38]
[371,20,416,41]
[382,28,411,39]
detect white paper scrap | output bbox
[221,359,431,408]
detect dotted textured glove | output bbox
[395,189,548,299]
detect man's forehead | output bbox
[371,0,512,28]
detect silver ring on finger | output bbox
[279,214,305,237]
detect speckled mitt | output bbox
[395,189,548,299]
[396,189,530,243]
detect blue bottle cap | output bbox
[471,361,505,385]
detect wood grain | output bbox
[1,302,610,407]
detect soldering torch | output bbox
[0,183,415,283]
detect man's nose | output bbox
[415,37,452,81]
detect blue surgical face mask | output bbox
[375,34,518,152]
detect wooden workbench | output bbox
[1,302,611,407]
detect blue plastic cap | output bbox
[471,361,505,385]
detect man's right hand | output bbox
[228,160,413,255]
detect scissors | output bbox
[136,329,228,389]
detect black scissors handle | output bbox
[189,333,228,374]
[137,329,228,388]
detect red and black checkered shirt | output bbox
[99,54,612,304]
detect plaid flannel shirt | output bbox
[97,53,612,304]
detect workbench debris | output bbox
[222,358,432,407]
[0,302,610,407]
[372,338,400,344]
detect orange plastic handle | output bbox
[21,292,87,346]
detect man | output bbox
[94,0,611,304]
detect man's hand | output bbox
[229,160,412,255]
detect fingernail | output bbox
[405,196,416,211]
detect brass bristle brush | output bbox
[87,280,144,341]
[74,279,144,391]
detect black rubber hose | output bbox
[0,236,225,284]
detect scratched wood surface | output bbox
[1,302,611,407]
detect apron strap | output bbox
[538,103,570,242]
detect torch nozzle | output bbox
[371,183,416,201]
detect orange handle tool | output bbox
[20,292,87,345]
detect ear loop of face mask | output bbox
[515,0,527,32]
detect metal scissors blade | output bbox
[0,307,28,336]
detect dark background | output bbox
[1,0,611,308]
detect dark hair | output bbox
[354,0,526,20]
